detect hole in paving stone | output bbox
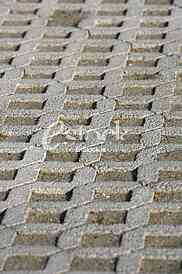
[115,101,149,110]
[46,150,79,162]
[17,0,42,3]
[10,8,39,15]
[0,169,18,180]
[2,20,31,26]
[27,208,67,224]
[123,86,155,96]
[136,32,166,40]
[67,86,103,95]
[144,0,174,4]
[170,103,182,111]
[8,100,46,110]
[175,72,182,81]
[123,70,159,81]
[0,133,31,143]
[90,32,120,40]
[74,73,105,81]
[101,151,137,161]
[161,135,182,144]
[94,189,133,202]
[97,169,137,182]
[112,117,145,127]
[83,44,113,53]
[71,256,118,271]
[0,151,25,160]
[64,99,97,110]
[44,31,71,39]
[38,169,74,182]
[0,43,20,51]
[5,116,40,126]
[58,0,85,3]
[141,21,169,28]
[31,56,61,66]
[98,9,127,16]
[16,83,48,94]
[95,19,123,28]
[0,56,14,65]
[145,234,182,248]
[127,58,157,67]
[88,210,127,225]
[107,131,141,144]
[154,190,182,202]
[3,255,48,271]
[81,232,121,247]
[15,231,57,246]
[165,117,182,128]
[149,210,182,225]
[143,8,171,16]
[59,114,92,126]
[0,32,25,39]
[30,188,73,202]
[48,9,82,27]
[159,170,182,181]
[37,42,66,52]
[101,0,127,3]
[131,45,163,53]
[79,58,109,67]
[158,150,182,161]
[47,132,84,144]
[140,258,182,273]
[23,71,55,80]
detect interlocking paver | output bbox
[0,0,182,272]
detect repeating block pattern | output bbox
[0,0,182,273]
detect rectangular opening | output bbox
[160,170,182,181]
[0,133,31,143]
[5,116,39,126]
[88,210,127,225]
[95,189,132,202]
[81,232,120,247]
[4,255,48,271]
[149,210,182,225]
[141,21,168,28]
[38,169,74,182]
[30,189,72,202]
[101,151,136,161]
[144,0,173,5]
[145,234,182,248]
[8,100,45,110]
[27,209,66,224]
[2,20,31,26]
[71,256,117,271]
[154,191,182,202]
[46,150,79,162]
[140,258,182,273]
[112,117,145,127]
[16,83,48,94]
[48,10,81,27]
[0,169,17,180]
[143,8,171,16]
[0,151,25,161]
[96,169,136,182]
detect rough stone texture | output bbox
[0,0,182,273]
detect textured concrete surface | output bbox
[0,0,182,273]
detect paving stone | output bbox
[0,0,182,272]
